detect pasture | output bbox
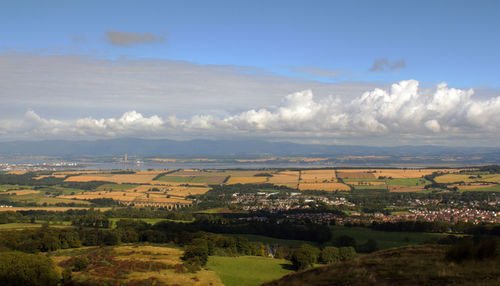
[207,256,293,286]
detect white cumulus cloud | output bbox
[3,80,500,145]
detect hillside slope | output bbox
[263,244,500,286]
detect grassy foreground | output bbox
[207,256,293,286]
[264,244,500,286]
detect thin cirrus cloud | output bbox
[4,80,500,144]
[369,58,406,72]
[104,30,166,46]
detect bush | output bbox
[73,257,90,271]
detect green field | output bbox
[385,178,431,186]
[157,175,208,183]
[0,223,42,229]
[352,185,388,190]
[3,193,91,206]
[108,217,194,227]
[0,221,73,229]
[330,226,450,250]
[0,185,34,191]
[207,256,293,286]
[344,178,430,186]
[224,234,314,247]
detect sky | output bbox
[1,0,500,146]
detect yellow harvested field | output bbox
[336,171,375,179]
[60,190,192,205]
[298,183,350,191]
[5,189,40,195]
[452,183,498,190]
[34,174,67,179]
[300,170,336,183]
[268,171,300,187]
[373,169,455,179]
[226,176,268,184]
[65,173,157,184]
[435,174,500,184]
[166,186,211,196]
[7,170,27,175]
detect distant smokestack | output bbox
[124,152,127,162]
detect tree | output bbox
[291,244,321,270]
[339,246,356,261]
[0,251,60,286]
[320,246,340,264]
[183,239,209,267]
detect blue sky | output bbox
[1,1,500,145]
[2,0,499,87]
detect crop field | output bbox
[96,183,140,192]
[53,246,223,286]
[207,256,293,286]
[298,183,351,192]
[434,173,500,184]
[0,184,34,191]
[34,174,67,179]
[385,178,431,186]
[157,175,210,184]
[300,170,336,183]
[353,185,388,190]
[4,189,40,195]
[453,184,500,192]
[268,171,299,188]
[226,176,269,184]
[165,186,211,196]
[65,173,158,184]
[336,171,376,179]
[4,192,92,206]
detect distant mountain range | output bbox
[0,138,499,159]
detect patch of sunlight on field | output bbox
[207,256,293,286]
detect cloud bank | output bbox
[370,58,406,72]
[2,80,500,145]
[105,30,165,46]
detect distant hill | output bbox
[263,244,500,286]
[0,138,499,158]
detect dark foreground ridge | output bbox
[263,244,500,286]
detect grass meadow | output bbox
[207,256,293,286]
